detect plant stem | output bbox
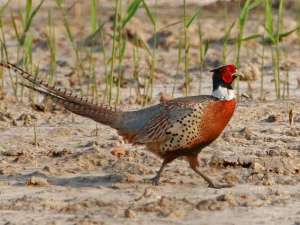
[183,0,190,96]
[108,0,120,106]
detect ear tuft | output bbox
[210,64,236,73]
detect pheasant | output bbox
[0,62,242,188]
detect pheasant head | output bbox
[210,64,242,100]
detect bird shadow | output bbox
[0,171,123,188]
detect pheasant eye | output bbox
[222,72,233,84]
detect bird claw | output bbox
[144,176,160,186]
[150,176,160,186]
[208,182,233,189]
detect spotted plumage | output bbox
[0,62,242,189]
[162,103,205,151]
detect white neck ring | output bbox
[212,86,236,100]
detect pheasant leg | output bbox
[187,155,233,189]
[150,156,177,186]
[150,162,166,185]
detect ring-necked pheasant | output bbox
[0,62,242,188]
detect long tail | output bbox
[0,62,124,129]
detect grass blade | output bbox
[20,0,45,45]
[121,0,142,28]
[222,21,235,64]
[142,0,156,26]
[91,0,98,33]
[264,0,273,41]
[186,8,201,28]
[242,33,262,41]
[278,25,300,39]
[11,12,21,43]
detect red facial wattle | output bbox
[221,64,236,84]
[221,72,233,84]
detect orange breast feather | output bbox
[196,99,236,145]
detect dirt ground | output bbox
[0,1,300,225]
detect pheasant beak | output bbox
[232,70,244,80]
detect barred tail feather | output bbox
[0,62,123,129]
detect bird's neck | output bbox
[212,85,235,100]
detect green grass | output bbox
[0,1,11,92]
[17,0,45,46]
[55,0,84,93]
[142,0,156,105]
[91,0,98,33]
[183,0,190,96]
[260,38,265,100]
[8,0,44,99]
[107,0,119,106]
[172,38,182,98]
[0,1,299,106]
[221,21,235,64]
[46,10,56,85]
[235,0,261,100]
[197,24,209,94]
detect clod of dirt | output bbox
[210,153,253,169]
[97,159,109,167]
[135,188,155,201]
[143,188,154,198]
[223,171,240,184]
[216,193,237,206]
[49,148,72,157]
[165,209,187,219]
[42,166,56,174]
[251,162,266,173]
[32,98,57,112]
[1,149,23,157]
[239,127,253,140]
[26,176,49,187]
[0,164,17,176]
[159,92,172,103]
[134,196,193,218]
[196,199,223,211]
[15,113,37,126]
[280,61,294,71]
[223,127,256,141]
[111,146,128,158]
[297,77,300,89]
[147,31,172,49]
[124,174,139,183]
[124,208,136,218]
[264,115,278,122]
[239,63,261,81]
[0,111,13,122]
[262,174,275,186]
[198,192,269,211]
[285,129,299,137]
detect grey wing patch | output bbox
[132,104,194,144]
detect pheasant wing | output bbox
[132,96,216,147]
